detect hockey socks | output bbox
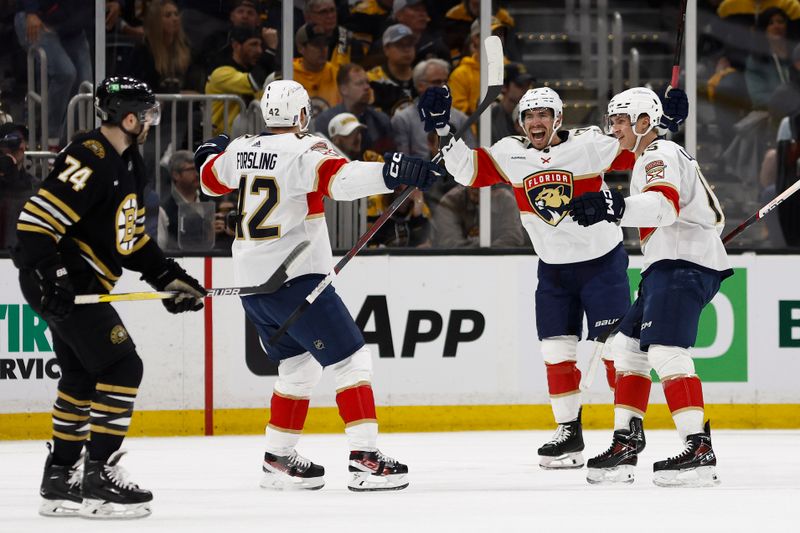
[265,392,310,454]
[336,383,378,450]
[663,375,705,440]
[545,361,582,423]
[613,372,652,430]
[51,389,91,466]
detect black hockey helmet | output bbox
[94,76,160,126]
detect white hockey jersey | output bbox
[620,139,730,274]
[442,127,633,264]
[200,132,391,286]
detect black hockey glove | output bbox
[658,87,689,133]
[382,152,443,191]
[194,133,230,172]
[570,190,626,227]
[33,255,75,321]
[142,258,206,314]
[417,86,452,133]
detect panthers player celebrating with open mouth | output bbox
[418,83,687,470]
[571,88,731,487]
[196,80,442,492]
[14,76,207,519]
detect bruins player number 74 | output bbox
[12,76,207,520]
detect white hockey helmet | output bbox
[260,80,312,131]
[517,87,563,146]
[606,87,662,150]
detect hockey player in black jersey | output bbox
[13,76,207,519]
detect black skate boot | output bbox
[39,442,83,517]
[260,450,325,490]
[79,450,153,519]
[348,450,409,492]
[586,417,646,484]
[653,420,720,487]
[538,409,584,469]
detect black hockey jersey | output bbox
[16,129,165,291]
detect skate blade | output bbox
[78,499,152,520]
[586,465,635,485]
[39,498,82,517]
[260,471,325,491]
[539,452,584,470]
[653,466,720,488]
[347,472,409,492]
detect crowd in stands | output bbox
[0,0,532,252]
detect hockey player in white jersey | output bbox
[420,85,636,469]
[571,87,731,487]
[196,80,441,491]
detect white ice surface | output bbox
[0,430,797,532]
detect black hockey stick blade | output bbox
[74,240,311,304]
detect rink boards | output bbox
[1,253,799,438]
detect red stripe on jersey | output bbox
[513,186,534,213]
[663,375,704,413]
[317,158,348,197]
[307,191,324,216]
[609,150,635,171]
[336,384,377,424]
[573,176,603,198]
[639,226,656,244]
[268,393,310,431]
[473,148,509,187]
[615,373,652,413]
[644,184,681,215]
[200,152,233,195]
[545,361,581,396]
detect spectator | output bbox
[328,112,367,160]
[367,185,433,248]
[443,0,515,63]
[392,58,476,158]
[14,1,94,148]
[127,0,201,93]
[176,0,234,50]
[205,25,274,134]
[304,0,366,67]
[158,150,203,250]
[346,0,393,52]
[0,123,37,248]
[491,63,533,143]
[367,24,417,115]
[745,7,793,108]
[313,63,395,155]
[200,0,279,74]
[450,18,504,117]
[293,24,341,115]
[392,0,450,63]
[433,184,526,249]
[213,194,237,251]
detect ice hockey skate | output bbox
[538,409,584,469]
[586,417,646,484]
[78,450,152,519]
[38,442,83,517]
[653,421,720,487]
[260,450,325,490]
[347,450,409,492]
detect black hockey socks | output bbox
[51,389,91,466]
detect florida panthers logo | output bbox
[524,170,574,225]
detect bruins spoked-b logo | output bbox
[524,170,574,226]
[115,193,138,254]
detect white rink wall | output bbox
[1,254,799,418]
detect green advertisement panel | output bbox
[626,268,747,382]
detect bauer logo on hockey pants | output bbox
[524,170,573,226]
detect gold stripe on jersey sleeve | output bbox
[16,223,58,242]
[38,189,80,222]
[73,238,120,281]
[23,202,66,234]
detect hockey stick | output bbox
[74,240,311,304]
[266,36,505,346]
[670,0,688,89]
[722,178,800,244]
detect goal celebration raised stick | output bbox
[266,36,505,346]
[74,240,311,304]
